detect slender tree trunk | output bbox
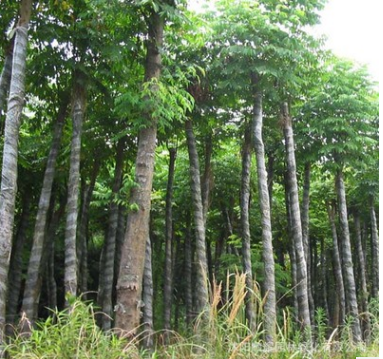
[266,152,274,210]
[335,170,361,342]
[252,86,276,342]
[0,38,14,118]
[353,210,370,340]
[115,11,163,336]
[0,1,32,347]
[320,237,330,321]
[163,147,177,334]
[369,197,379,299]
[64,75,86,299]
[301,162,315,324]
[326,201,346,328]
[281,102,311,336]
[240,123,256,333]
[21,96,68,322]
[225,208,239,256]
[185,119,209,317]
[99,140,125,331]
[184,213,193,326]
[202,134,213,225]
[142,236,154,349]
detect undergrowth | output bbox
[5,274,379,359]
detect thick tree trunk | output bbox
[281,102,311,336]
[185,119,209,317]
[370,198,379,299]
[326,201,346,328]
[335,170,362,342]
[0,0,32,347]
[142,236,154,349]
[252,88,276,342]
[240,123,256,333]
[353,210,370,340]
[115,11,163,336]
[64,75,86,299]
[99,140,124,331]
[21,97,68,322]
[163,147,177,333]
[301,162,315,324]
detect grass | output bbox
[5,274,379,359]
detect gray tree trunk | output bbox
[185,119,209,318]
[281,102,311,337]
[335,170,362,342]
[370,198,379,299]
[184,213,193,326]
[21,96,68,322]
[163,147,177,334]
[252,88,276,342]
[0,1,32,347]
[64,75,86,299]
[0,38,14,117]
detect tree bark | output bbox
[21,96,68,322]
[0,0,32,347]
[281,102,311,336]
[64,74,86,299]
[115,10,163,336]
[163,147,177,334]
[185,119,209,318]
[0,37,14,118]
[252,87,276,342]
[335,170,362,342]
[202,134,213,226]
[370,197,379,299]
[184,213,193,326]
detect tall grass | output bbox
[5,273,379,359]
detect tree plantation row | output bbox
[0,0,379,355]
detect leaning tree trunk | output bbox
[185,119,209,318]
[281,102,311,337]
[240,123,256,333]
[99,139,125,331]
[252,85,276,342]
[114,11,163,336]
[163,147,177,334]
[326,201,346,329]
[0,0,32,348]
[353,210,371,340]
[21,96,68,322]
[301,162,315,324]
[369,197,379,299]
[335,170,362,342]
[64,75,86,299]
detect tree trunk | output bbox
[370,197,379,299]
[319,237,330,322]
[281,102,311,336]
[184,213,193,326]
[353,210,370,340]
[185,119,209,317]
[240,123,256,333]
[326,201,346,329]
[202,134,213,225]
[21,96,68,322]
[64,75,86,299]
[142,236,154,349]
[252,87,276,342]
[301,162,315,324]
[99,140,125,331]
[163,147,177,334]
[0,0,32,346]
[0,37,14,118]
[114,11,163,336]
[335,170,362,342]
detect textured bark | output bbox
[184,214,193,326]
[185,119,209,317]
[353,211,370,340]
[115,11,163,336]
[99,140,124,331]
[370,198,379,299]
[252,88,276,342]
[240,123,256,333]
[0,38,14,118]
[142,236,154,349]
[21,97,68,322]
[0,0,32,346]
[326,201,345,328]
[281,102,311,336]
[301,162,315,324]
[64,75,86,299]
[163,147,177,333]
[335,171,361,342]
[201,134,213,225]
